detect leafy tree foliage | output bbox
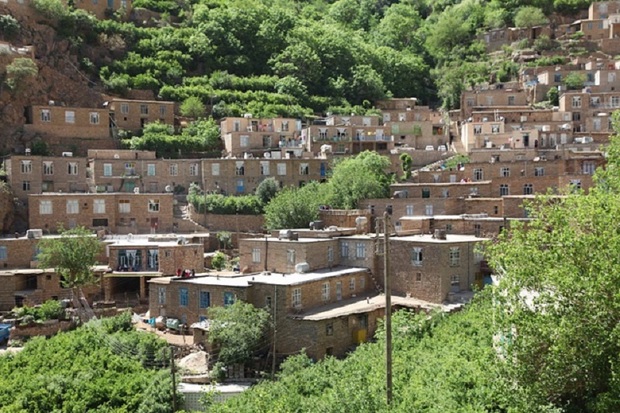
[37,226,101,290]
[514,6,549,28]
[328,151,392,209]
[264,181,330,230]
[0,313,173,412]
[207,300,271,367]
[255,177,280,205]
[4,58,38,91]
[180,96,205,119]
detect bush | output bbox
[211,252,227,270]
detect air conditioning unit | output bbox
[27,229,43,239]
[62,152,73,157]
[295,262,310,273]
[114,154,120,159]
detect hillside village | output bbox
[0,0,619,399]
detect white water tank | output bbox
[295,262,310,273]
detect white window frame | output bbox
[534,167,544,177]
[299,163,309,175]
[240,135,250,147]
[321,282,330,301]
[20,160,32,174]
[189,163,199,176]
[158,287,166,305]
[355,242,366,259]
[68,162,78,175]
[66,199,79,214]
[65,110,75,124]
[412,247,423,266]
[89,112,100,125]
[93,199,105,214]
[41,109,51,122]
[292,288,301,308]
[260,161,270,176]
[341,241,349,258]
[40,200,52,215]
[120,103,129,114]
[287,249,296,265]
[147,164,156,176]
[148,199,160,212]
[119,200,131,213]
[449,247,461,267]
[500,167,510,177]
[211,163,220,176]
[327,246,334,263]
[169,163,178,176]
[500,184,510,196]
[103,163,113,177]
[252,248,261,263]
[277,163,286,176]
[43,161,53,175]
[349,278,355,291]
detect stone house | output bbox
[24,105,110,141]
[28,192,174,234]
[559,91,617,141]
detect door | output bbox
[336,281,342,301]
[150,217,158,234]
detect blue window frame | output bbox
[199,291,211,309]
[179,288,189,307]
[224,292,235,307]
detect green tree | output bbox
[37,226,101,318]
[546,86,559,106]
[399,152,413,181]
[207,300,271,367]
[30,0,69,20]
[564,72,586,90]
[0,14,20,39]
[180,96,205,118]
[211,251,228,270]
[4,57,38,92]
[328,151,392,209]
[264,181,330,230]
[513,6,548,28]
[255,177,280,205]
[181,118,221,152]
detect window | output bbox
[169,163,178,176]
[473,168,483,181]
[158,287,166,305]
[292,288,301,308]
[179,288,189,307]
[159,105,167,117]
[500,167,510,177]
[356,242,366,259]
[449,247,461,266]
[406,205,414,216]
[66,200,79,214]
[336,281,342,300]
[327,246,334,263]
[534,167,544,177]
[147,164,156,176]
[240,135,249,147]
[20,160,32,174]
[572,96,582,108]
[612,96,620,108]
[0,246,7,260]
[341,242,349,258]
[287,249,296,265]
[411,247,423,266]
[265,296,272,309]
[425,204,433,216]
[189,163,199,176]
[554,73,562,83]
[236,179,245,193]
[491,124,500,133]
[22,181,30,191]
[118,200,131,213]
[120,103,129,114]
[360,276,366,289]
[326,322,333,336]
[89,112,100,124]
[300,163,309,175]
[523,183,533,195]
[277,163,286,175]
[65,111,75,123]
[260,161,270,175]
[68,162,78,175]
[41,109,51,122]
[583,161,596,175]
[211,163,220,176]
[124,162,135,176]
[349,277,355,291]
[103,163,112,177]
[500,184,509,196]
[140,104,149,115]
[473,125,482,134]
[416,272,422,281]
[508,96,515,105]
[148,199,160,212]
[43,161,53,175]
[252,248,261,263]
[94,199,105,214]
[235,162,245,176]
[322,282,330,301]
[40,200,52,214]
[199,291,211,309]
[451,274,460,288]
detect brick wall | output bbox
[204,214,264,233]
[239,238,340,273]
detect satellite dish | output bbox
[165,185,173,193]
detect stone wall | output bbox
[204,214,264,233]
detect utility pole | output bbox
[271,284,277,379]
[170,346,177,412]
[383,211,393,406]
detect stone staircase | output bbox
[173,198,209,233]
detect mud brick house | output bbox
[2,155,89,202]
[24,105,114,154]
[108,98,175,132]
[28,192,174,234]
[200,157,329,195]
[220,116,302,157]
[87,149,201,195]
[301,115,394,155]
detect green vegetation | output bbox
[207,300,271,368]
[4,58,38,92]
[12,299,64,323]
[0,313,175,412]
